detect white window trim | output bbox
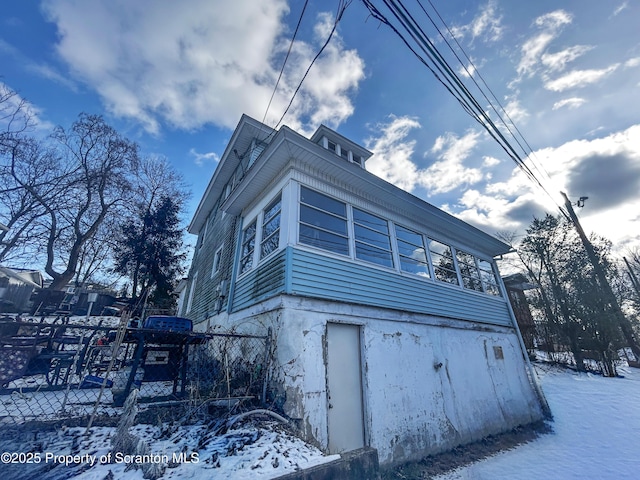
[238,190,284,277]
[211,244,224,278]
[186,271,198,314]
[293,182,506,298]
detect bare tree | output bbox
[0,138,60,263]
[40,114,140,290]
[0,82,32,148]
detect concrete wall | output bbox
[207,295,544,467]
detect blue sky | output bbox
[2,0,639,254]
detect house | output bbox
[503,273,537,354]
[181,115,549,466]
[30,283,119,316]
[0,266,43,313]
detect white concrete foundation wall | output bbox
[205,295,545,466]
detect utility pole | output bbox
[561,192,640,360]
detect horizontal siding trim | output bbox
[232,249,286,312]
[289,247,511,326]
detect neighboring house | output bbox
[503,273,537,354]
[31,282,118,316]
[0,266,43,313]
[181,115,548,466]
[174,277,189,316]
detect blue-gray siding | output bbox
[233,249,287,311]
[232,247,512,327]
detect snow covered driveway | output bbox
[434,364,640,479]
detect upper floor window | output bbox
[296,185,502,297]
[456,250,483,292]
[395,225,430,277]
[248,140,265,168]
[353,208,393,268]
[429,239,459,285]
[261,194,281,259]
[299,186,349,255]
[186,271,198,314]
[240,220,256,274]
[478,258,501,296]
[211,244,223,277]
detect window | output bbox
[186,271,198,313]
[353,208,393,268]
[338,145,349,161]
[456,250,483,292]
[395,225,430,277]
[478,258,501,296]
[429,239,458,284]
[211,245,223,277]
[240,220,256,274]
[261,194,281,258]
[299,186,349,255]
[248,140,265,168]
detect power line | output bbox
[262,0,310,126]
[360,0,568,218]
[272,0,352,132]
[421,0,557,203]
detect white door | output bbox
[326,322,365,453]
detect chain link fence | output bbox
[0,316,272,426]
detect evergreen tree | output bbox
[114,195,186,309]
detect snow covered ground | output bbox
[433,363,640,479]
[2,362,639,479]
[0,413,338,480]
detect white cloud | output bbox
[42,0,365,134]
[0,82,54,134]
[625,57,640,68]
[281,12,366,135]
[418,131,484,195]
[450,0,503,43]
[516,10,572,78]
[612,2,628,16]
[541,45,594,72]
[544,65,619,91]
[482,156,501,167]
[504,98,529,124]
[366,120,486,196]
[0,39,77,91]
[364,115,421,192]
[189,148,219,167]
[450,124,640,249]
[552,97,586,110]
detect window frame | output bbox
[353,207,394,268]
[298,186,350,256]
[211,244,224,277]
[260,194,282,260]
[238,191,284,277]
[239,220,257,275]
[394,224,431,278]
[294,184,504,297]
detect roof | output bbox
[189,115,513,258]
[0,266,43,288]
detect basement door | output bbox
[326,322,365,453]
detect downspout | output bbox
[226,215,245,314]
[499,270,552,419]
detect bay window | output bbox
[353,208,393,268]
[299,186,349,255]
